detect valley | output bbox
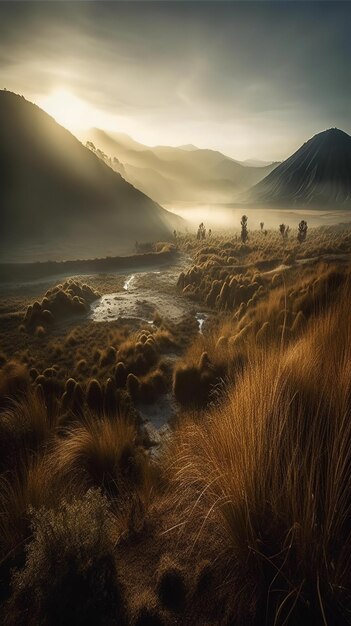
[1,0,351,618]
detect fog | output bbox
[166,203,351,233]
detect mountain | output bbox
[81,129,278,204]
[177,144,199,151]
[242,158,278,168]
[247,128,351,207]
[0,91,182,261]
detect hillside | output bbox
[0,91,182,261]
[81,128,278,204]
[248,128,351,207]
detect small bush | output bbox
[127,373,140,400]
[0,361,30,409]
[115,362,127,388]
[86,379,103,414]
[54,416,145,499]
[156,555,187,613]
[35,325,46,337]
[8,490,127,626]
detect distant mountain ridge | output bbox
[81,128,278,204]
[247,128,351,207]
[0,91,182,261]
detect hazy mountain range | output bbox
[83,127,351,210]
[0,91,182,260]
[1,90,351,263]
[81,128,279,204]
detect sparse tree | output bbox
[297,220,308,243]
[260,222,264,231]
[240,215,248,243]
[279,224,286,239]
[263,229,268,236]
[197,222,206,240]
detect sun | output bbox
[37,88,114,132]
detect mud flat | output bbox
[0,248,177,283]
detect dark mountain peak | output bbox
[248,127,351,208]
[305,127,351,149]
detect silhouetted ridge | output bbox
[248,128,351,207]
[0,90,182,260]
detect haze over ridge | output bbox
[0,1,350,161]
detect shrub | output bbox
[53,416,145,499]
[0,392,54,475]
[167,285,351,624]
[115,362,127,388]
[7,490,127,626]
[104,378,117,416]
[35,325,46,337]
[101,346,117,367]
[86,379,103,414]
[127,373,140,400]
[156,555,187,613]
[173,365,200,408]
[132,590,166,626]
[0,361,30,409]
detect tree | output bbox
[260,222,264,231]
[297,220,308,243]
[279,224,286,239]
[241,215,248,243]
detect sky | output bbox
[0,1,350,161]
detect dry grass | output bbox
[52,413,149,501]
[0,227,350,623]
[164,280,351,624]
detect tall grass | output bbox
[165,281,351,624]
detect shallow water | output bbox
[195,312,208,334]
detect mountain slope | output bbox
[248,128,351,207]
[0,91,182,261]
[82,128,278,204]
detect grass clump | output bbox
[167,283,351,624]
[53,415,147,501]
[23,280,100,333]
[156,555,187,613]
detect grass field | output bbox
[0,223,350,625]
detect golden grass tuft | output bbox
[165,279,351,623]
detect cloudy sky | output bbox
[1,1,350,160]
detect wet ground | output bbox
[0,255,211,436]
[86,263,210,435]
[90,270,191,325]
[88,263,209,334]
